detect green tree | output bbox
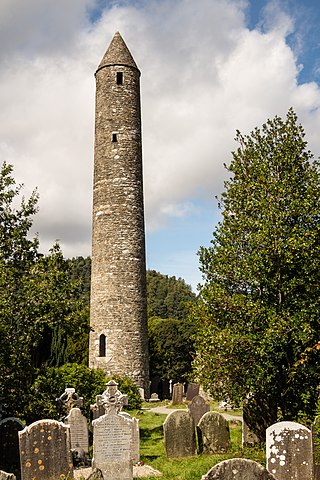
[193,109,320,431]
[146,270,196,319]
[147,271,197,382]
[0,162,88,416]
[148,317,197,382]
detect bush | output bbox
[23,364,142,423]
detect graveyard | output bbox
[0,379,319,480]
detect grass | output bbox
[133,409,265,480]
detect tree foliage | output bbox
[148,317,197,382]
[146,269,196,319]
[147,271,197,382]
[193,109,320,424]
[0,162,88,416]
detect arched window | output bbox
[99,334,106,357]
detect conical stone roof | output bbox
[96,31,139,73]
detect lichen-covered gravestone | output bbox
[201,458,277,479]
[19,420,73,480]
[197,412,231,454]
[92,380,133,480]
[266,421,313,480]
[188,395,210,427]
[163,410,196,458]
[0,417,24,471]
[65,407,89,461]
[171,383,184,405]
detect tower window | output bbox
[116,72,123,85]
[99,334,106,357]
[112,133,117,142]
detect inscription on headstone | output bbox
[119,412,140,464]
[19,420,73,480]
[0,417,24,471]
[92,380,133,480]
[93,413,132,480]
[65,407,89,460]
[266,421,313,480]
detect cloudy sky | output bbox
[1,0,320,291]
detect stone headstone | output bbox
[201,458,277,479]
[56,387,83,415]
[0,471,16,480]
[266,421,313,480]
[119,412,140,464]
[171,383,184,405]
[197,411,231,454]
[19,419,73,480]
[65,407,89,460]
[92,412,133,480]
[186,383,200,401]
[242,399,260,447]
[90,380,128,421]
[313,416,320,480]
[149,393,160,403]
[0,417,24,471]
[188,395,210,426]
[163,410,196,458]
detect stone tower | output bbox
[89,32,149,396]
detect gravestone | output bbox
[92,380,133,480]
[65,407,89,461]
[242,399,259,447]
[201,458,277,479]
[0,417,24,471]
[91,380,128,421]
[163,410,196,458]
[56,387,83,416]
[188,395,210,426]
[186,383,200,401]
[119,412,140,464]
[197,411,231,454]
[149,393,160,403]
[313,415,320,480]
[171,383,184,405]
[19,419,73,480]
[93,409,133,480]
[0,471,16,480]
[266,421,313,480]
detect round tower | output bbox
[89,32,149,396]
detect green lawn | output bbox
[134,409,265,480]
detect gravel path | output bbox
[144,405,242,422]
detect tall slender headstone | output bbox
[89,31,149,396]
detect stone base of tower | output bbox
[89,331,150,398]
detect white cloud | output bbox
[0,0,319,259]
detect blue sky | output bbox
[1,0,320,291]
